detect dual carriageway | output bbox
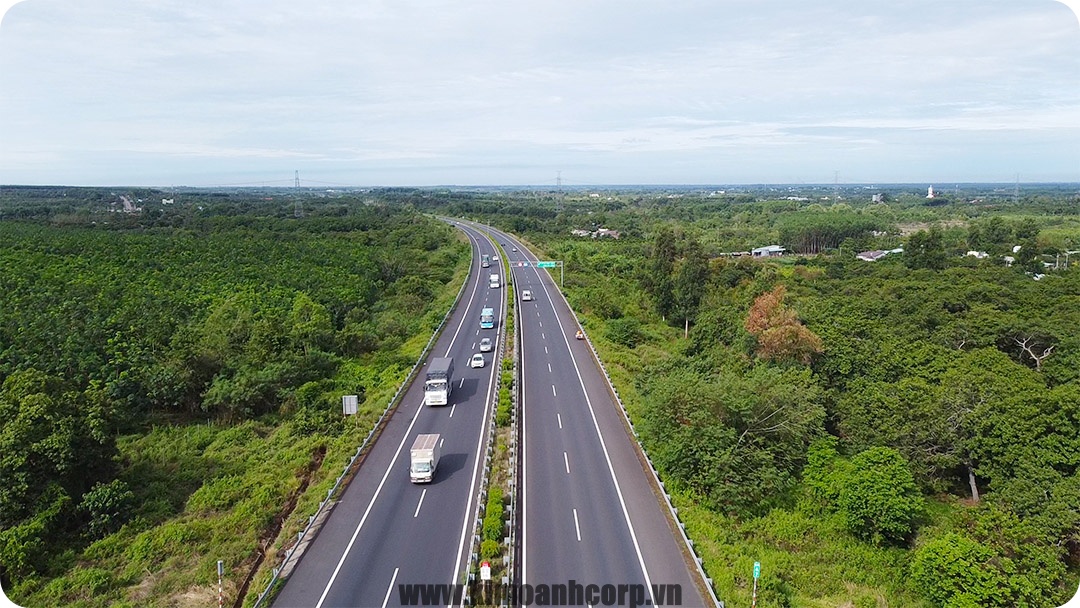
[271,221,712,607]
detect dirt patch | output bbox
[896,219,968,236]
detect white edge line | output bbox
[542,270,658,604]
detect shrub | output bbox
[79,479,135,540]
[480,539,500,560]
[837,447,923,544]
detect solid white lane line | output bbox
[557,413,563,429]
[564,451,570,474]
[573,508,581,542]
[414,489,427,518]
[381,567,399,608]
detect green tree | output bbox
[905,227,947,270]
[673,238,710,337]
[643,226,677,319]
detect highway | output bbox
[272,222,504,608]
[487,226,711,608]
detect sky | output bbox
[0,0,1078,188]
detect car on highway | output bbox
[512,247,518,252]
[479,337,493,352]
[470,353,485,368]
[521,290,533,301]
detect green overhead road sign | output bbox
[536,261,557,268]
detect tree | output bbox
[745,285,823,365]
[672,238,709,337]
[0,369,116,527]
[643,226,677,319]
[905,227,947,270]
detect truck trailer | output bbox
[410,434,441,483]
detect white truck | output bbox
[410,434,441,483]
[489,273,500,288]
[424,357,454,406]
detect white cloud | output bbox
[1,0,1078,185]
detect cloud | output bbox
[1,0,1078,185]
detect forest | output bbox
[0,188,470,606]
[419,183,1080,607]
[1,183,1078,607]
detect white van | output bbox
[489,274,500,288]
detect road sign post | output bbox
[536,261,564,288]
[751,561,760,608]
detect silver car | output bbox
[479,337,493,352]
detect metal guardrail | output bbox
[458,226,518,606]
[544,266,725,608]
[251,226,474,608]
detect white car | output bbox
[521,290,533,301]
[479,337,493,352]
[470,353,485,368]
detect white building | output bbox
[752,245,786,258]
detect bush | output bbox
[837,447,923,544]
[605,317,642,348]
[79,479,135,540]
[910,533,1001,607]
[480,539,501,560]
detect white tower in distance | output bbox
[927,185,935,198]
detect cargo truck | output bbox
[489,273,500,288]
[424,357,454,406]
[410,434,441,483]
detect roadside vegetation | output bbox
[416,183,1080,608]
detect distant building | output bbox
[927,186,935,198]
[857,247,903,262]
[570,227,621,239]
[752,245,786,258]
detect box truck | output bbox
[424,357,454,406]
[410,434,441,483]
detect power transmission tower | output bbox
[556,171,564,213]
[294,170,303,218]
